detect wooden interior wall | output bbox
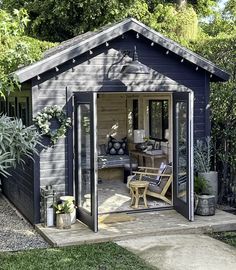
[97,93,172,165]
[97,94,127,145]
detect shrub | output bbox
[0,114,41,176]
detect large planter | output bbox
[195,194,216,216]
[56,213,71,229]
[199,171,218,203]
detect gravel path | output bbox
[0,192,49,252]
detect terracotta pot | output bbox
[56,213,71,229]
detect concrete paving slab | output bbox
[116,234,236,270]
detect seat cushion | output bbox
[98,154,130,169]
[158,165,172,190]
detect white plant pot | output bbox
[56,213,71,229]
[199,171,218,203]
[60,196,76,224]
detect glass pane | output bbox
[149,101,162,139]
[0,99,6,114]
[78,104,91,213]
[19,102,27,125]
[176,102,187,202]
[8,101,16,117]
[132,99,139,130]
[149,100,169,140]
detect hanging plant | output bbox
[33,105,71,145]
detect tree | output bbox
[0,0,217,42]
[201,0,236,37]
[1,0,134,41]
[194,35,236,203]
[150,3,198,44]
[0,8,55,97]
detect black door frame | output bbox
[74,92,98,232]
[73,91,194,232]
[172,91,194,221]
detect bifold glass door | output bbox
[74,92,98,232]
[173,92,194,221]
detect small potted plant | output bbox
[54,200,74,229]
[194,175,216,216]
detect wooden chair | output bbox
[130,166,173,205]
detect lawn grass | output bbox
[0,242,155,270]
[211,231,236,248]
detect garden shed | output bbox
[0,18,229,231]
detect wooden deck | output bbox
[35,210,236,247]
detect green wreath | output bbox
[33,105,71,145]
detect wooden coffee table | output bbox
[129,181,149,208]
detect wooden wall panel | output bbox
[97,94,127,145]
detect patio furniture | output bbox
[129,180,149,208]
[129,165,173,205]
[129,150,167,168]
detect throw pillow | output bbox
[156,162,166,184]
[107,136,128,155]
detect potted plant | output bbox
[194,175,216,216]
[54,200,74,229]
[194,136,218,203]
[59,196,76,224]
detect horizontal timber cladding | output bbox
[2,157,35,224]
[97,94,127,145]
[38,134,70,195]
[31,73,73,219]
[33,30,209,198]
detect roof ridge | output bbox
[13,17,230,83]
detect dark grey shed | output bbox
[1,18,229,225]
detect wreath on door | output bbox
[33,105,71,145]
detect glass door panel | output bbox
[173,92,194,221]
[78,104,92,213]
[74,92,98,232]
[177,102,187,203]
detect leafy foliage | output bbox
[194,137,212,173]
[194,34,236,202]
[194,175,209,195]
[33,105,71,145]
[0,8,55,97]
[150,4,198,45]
[0,0,212,42]
[201,0,236,37]
[0,114,41,177]
[54,200,74,214]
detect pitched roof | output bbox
[13,18,230,83]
